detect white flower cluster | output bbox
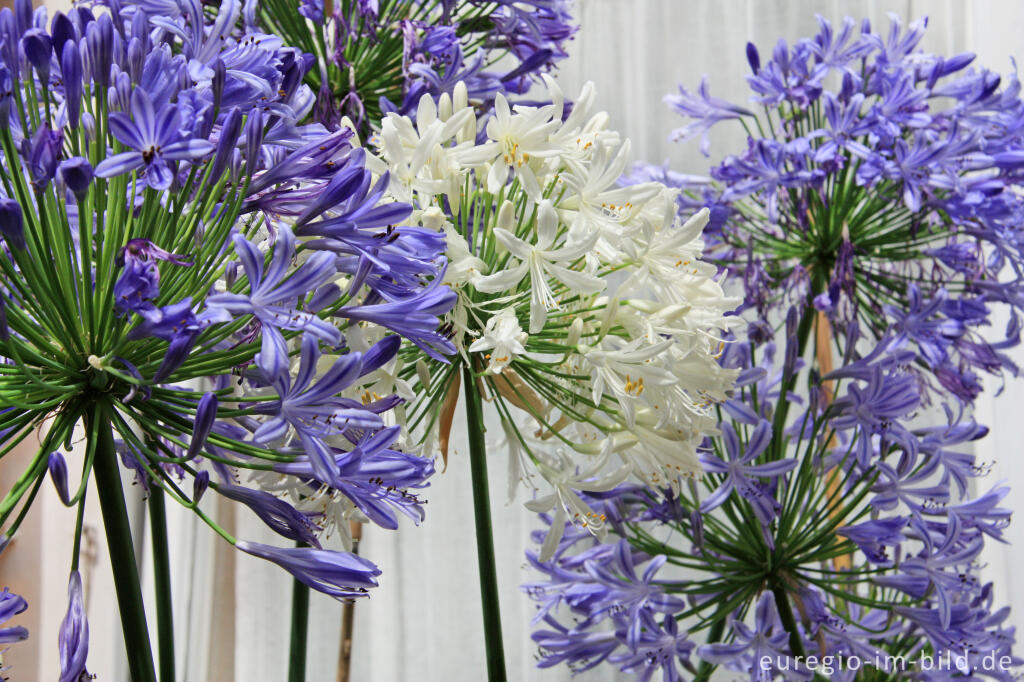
[368,78,740,558]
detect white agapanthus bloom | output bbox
[365,78,740,559]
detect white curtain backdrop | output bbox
[3,2,1023,680]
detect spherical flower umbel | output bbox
[632,14,1024,404]
[0,0,457,676]
[363,77,740,559]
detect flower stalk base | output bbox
[463,367,507,682]
[90,405,157,682]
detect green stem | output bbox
[771,584,807,659]
[148,486,175,682]
[90,405,157,682]
[463,366,508,682]
[288,542,310,682]
[694,617,726,681]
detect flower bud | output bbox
[244,107,264,171]
[745,41,760,74]
[21,28,52,81]
[210,106,242,183]
[51,12,76,56]
[48,452,71,506]
[0,198,25,250]
[496,200,516,232]
[61,41,83,128]
[192,470,210,504]
[86,13,113,89]
[57,157,94,202]
[185,392,218,460]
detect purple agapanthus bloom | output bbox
[698,592,811,681]
[235,541,381,600]
[95,88,214,190]
[206,227,341,377]
[639,12,1024,405]
[0,587,28,644]
[699,420,796,525]
[252,334,387,485]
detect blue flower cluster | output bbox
[628,15,1024,403]
[528,16,1023,679]
[255,0,576,134]
[0,0,502,675]
[527,329,1019,680]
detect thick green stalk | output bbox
[694,617,726,682]
[90,406,158,682]
[771,583,806,659]
[463,366,508,682]
[148,486,176,682]
[288,542,310,682]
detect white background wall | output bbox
[2,1,1023,680]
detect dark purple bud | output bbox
[212,59,226,111]
[48,452,71,506]
[307,283,340,312]
[210,107,242,183]
[361,335,400,375]
[745,41,760,74]
[690,509,704,550]
[58,571,89,682]
[86,13,113,89]
[244,108,264,170]
[21,29,52,81]
[186,392,218,460]
[153,332,196,383]
[24,124,63,190]
[69,6,95,39]
[0,198,25,250]
[110,71,131,112]
[51,11,76,58]
[860,18,871,34]
[224,260,238,289]
[217,484,320,547]
[57,157,93,201]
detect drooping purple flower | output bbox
[0,587,28,644]
[235,540,381,600]
[837,516,908,565]
[334,271,456,361]
[252,334,386,485]
[24,124,63,190]
[215,483,320,547]
[57,157,94,201]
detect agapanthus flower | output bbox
[527,315,1019,680]
[0,0,454,677]
[240,0,576,136]
[632,13,1024,405]
[362,77,738,557]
